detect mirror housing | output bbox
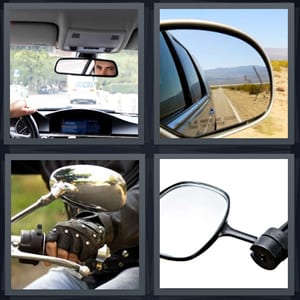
[160,181,256,261]
[55,58,118,77]
[160,181,230,260]
[49,164,127,211]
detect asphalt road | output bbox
[211,87,242,129]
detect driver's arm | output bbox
[10,99,36,118]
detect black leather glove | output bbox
[46,218,105,261]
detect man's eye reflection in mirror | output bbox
[94,60,117,76]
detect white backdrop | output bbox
[159,158,289,289]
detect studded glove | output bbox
[46,218,105,261]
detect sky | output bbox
[160,9,288,49]
[160,9,289,69]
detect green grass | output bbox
[228,83,270,95]
[11,175,67,235]
[271,60,288,72]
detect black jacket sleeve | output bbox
[97,182,139,251]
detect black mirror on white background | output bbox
[159,158,290,291]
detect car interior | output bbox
[8,7,139,139]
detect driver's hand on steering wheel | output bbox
[45,218,106,265]
[10,99,37,118]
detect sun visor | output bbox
[63,29,125,53]
[126,29,138,50]
[10,22,58,46]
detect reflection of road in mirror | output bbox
[159,25,276,138]
[211,85,271,130]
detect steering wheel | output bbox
[10,114,40,138]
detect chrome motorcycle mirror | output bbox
[11,164,127,223]
[160,181,288,270]
[49,164,127,212]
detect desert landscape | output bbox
[226,62,288,138]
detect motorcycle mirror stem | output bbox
[11,181,75,223]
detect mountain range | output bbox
[265,48,288,61]
[205,48,287,85]
[205,65,269,86]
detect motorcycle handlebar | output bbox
[11,230,91,277]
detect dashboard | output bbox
[21,108,138,138]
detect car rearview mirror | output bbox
[55,58,118,77]
[160,20,274,138]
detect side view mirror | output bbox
[160,181,288,270]
[11,164,127,223]
[160,20,274,138]
[55,58,118,77]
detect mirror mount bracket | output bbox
[78,53,96,59]
[250,223,288,270]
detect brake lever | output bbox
[11,235,91,276]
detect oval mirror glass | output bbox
[49,164,127,211]
[160,29,272,137]
[160,182,229,259]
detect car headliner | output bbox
[9,8,138,52]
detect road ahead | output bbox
[27,93,71,109]
[211,87,242,130]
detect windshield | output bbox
[10,45,138,114]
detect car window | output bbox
[10,45,138,114]
[171,38,203,104]
[160,33,185,120]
